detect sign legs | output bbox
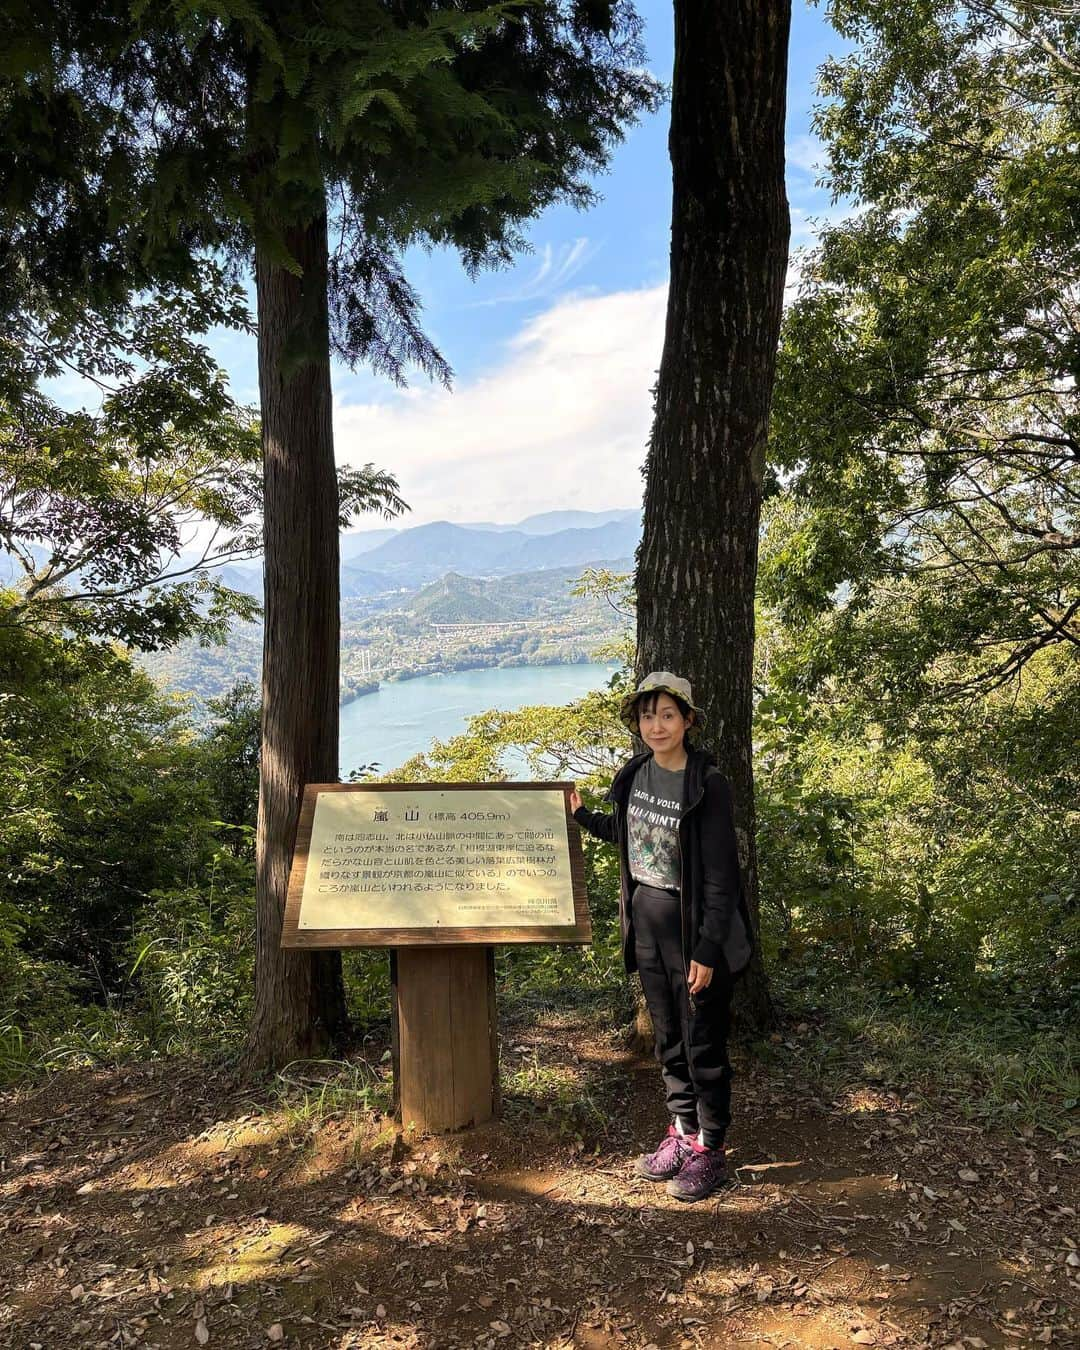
[391,946,500,1133]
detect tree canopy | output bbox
[1,0,660,377]
[768,0,1080,705]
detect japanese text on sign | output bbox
[297,787,575,930]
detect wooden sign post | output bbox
[282,783,590,1133]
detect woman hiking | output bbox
[569,672,753,1202]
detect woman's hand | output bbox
[687,960,713,996]
[569,789,582,813]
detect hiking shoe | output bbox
[634,1124,694,1181]
[664,1139,728,1201]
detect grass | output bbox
[267,1056,394,1143]
[4,949,1074,1144]
[500,1049,608,1135]
[764,974,1079,1135]
[0,1006,148,1084]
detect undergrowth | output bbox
[2,938,1074,1147]
[766,971,1079,1136]
[265,1056,394,1144]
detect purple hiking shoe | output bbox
[634,1124,694,1181]
[664,1138,729,1202]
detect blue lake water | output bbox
[339,662,618,779]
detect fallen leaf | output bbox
[195,1318,210,1345]
[267,1325,284,1343]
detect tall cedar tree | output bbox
[637,1,791,1029]
[0,0,659,1067]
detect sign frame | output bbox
[281,781,591,949]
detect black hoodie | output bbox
[573,746,753,980]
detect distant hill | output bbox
[339,563,403,597]
[5,508,640,607]
[513,520,640,570]
[339,528,402,561]
[358,521,518,572]
[215,559,399,601]
[338,506,638,553]
[455,508,639,535]
[512,508,639,535]
[141,556,633,711]
[411,573,517,624]
[353,516,640,582]
[214,564,262,598]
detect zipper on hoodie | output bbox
[676,824,693,1015]
[678,770,708,1018]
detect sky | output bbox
[62,2,853,535]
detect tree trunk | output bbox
[245,210,349,1071]
[636,0,792,1030]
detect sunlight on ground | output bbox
[174,1220,349,1291]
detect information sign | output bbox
[281,782,590,948]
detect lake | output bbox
[339,662,619,778]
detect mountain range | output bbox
[212,508,640,597]
[3,509,641,601]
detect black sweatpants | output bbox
[632,882,734,1145]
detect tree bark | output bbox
[245,210,349,1070]
[636,0,792,1030]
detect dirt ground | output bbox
[1,1007,1076,1350]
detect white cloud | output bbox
[334,285,668,525]
[787,132,828,177]
[334,232,867,528]
[467,236,599,309]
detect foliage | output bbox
[0,622,263,1074]
[0,289,408,651]
[390,685,628,784]
[201,681,262,852]
[761,968,1079,1135]
[267,1057,393,1139]
[749,1,1080,1019]
[0,606,213,986]
[1,382,262,649]
[128,873,256,1057]
[0,1,661,381]
[755,507,1079,1013]
[2,0,662,1066]
[769,0,1080,699]
[2,1,1077,1091]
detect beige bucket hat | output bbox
[619,670,706,732]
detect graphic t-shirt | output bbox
[626,757,685,890]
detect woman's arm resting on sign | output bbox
[687,961,713,995]
[568,786,616,843]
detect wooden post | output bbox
[391,946,499,1132]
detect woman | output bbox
[569,672,753,1202]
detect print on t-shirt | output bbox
[626,760,683,891]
